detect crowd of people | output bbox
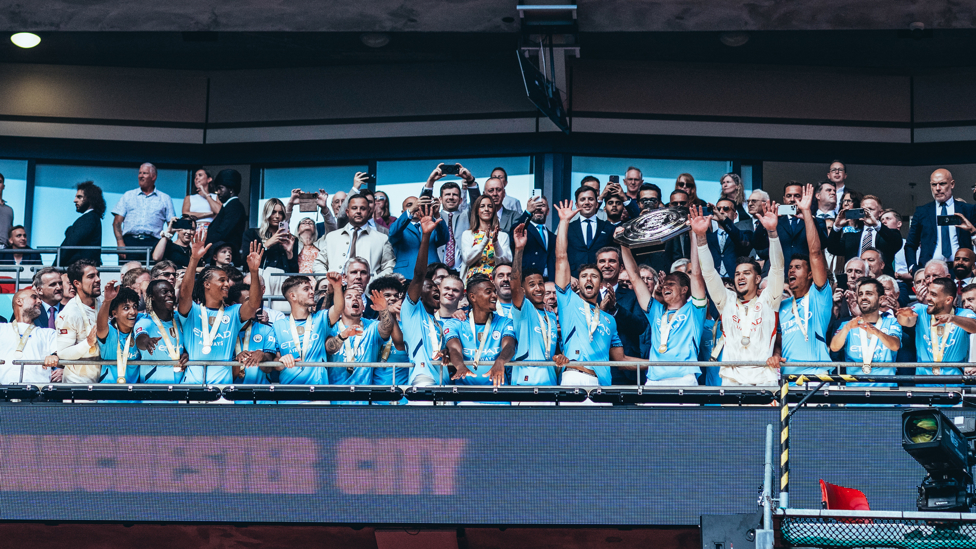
[1,160,976,397]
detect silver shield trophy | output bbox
[613,206,690,250]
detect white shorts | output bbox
[644,374,698,387]
[560,369,600,386]
[406,374,437,405]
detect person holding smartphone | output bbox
[153,216,196,268]
[240,198,298,272]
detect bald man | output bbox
[905,168,976,272]
[0,288,60,384]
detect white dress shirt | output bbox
[0,322,59,384]
[934,199,960,262]
[580,216,599,247]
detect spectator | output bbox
[562,186,613,278]
[150,260,178,283]
[373,190,397,231]
[152,216,195,268]
[827,194,902,275]
[284,187,337,240]
[331,191,346,218]
[622,167,644,202]
[826,160,849,215]
[460,195,512,281]
[209,242,235,269]
[241,198,298,272]
[0,287,60,384]
[31,267,64,331]
[60,272,75,307]
[312,193,395,278]
[295,218,321,273]
[335,173,388,234]
[112,163,175,259]
[625,182,663,220]
[671,258,690,273]
[905,168,976,273]
[1,225,41,265]
[664,190,693,263]
[675,173,707,208]
[0,172,12,248]
[953,248,976,288]
[489,166,524,215]
[56,259,103,383]
[492,262,514,317]
[814,181,837,224]
[512,197,556,279]
[543,281,557,311]
[59,181,106,267]
[595,246,650,384]
[204,169,248,266]
[604,192,626,226]
[881,209,912,284]
[577,176,609,222]
[181,168,221,230]
[861,247,886,278]
[719,172,749,220]
[389,196,450,280]
[483,177,520,233]
[121,266,151,309]
[752,182,828,266]
[420,163,481,268]
[699,198,754,277]
[745,190,770,227]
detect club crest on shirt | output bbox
[253,334,263,343]
[492,331,500,340]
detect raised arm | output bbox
[797,184,828,288]
[688,229,707,301]
[689,206,727,311]
[761,202,786,305]
[553,200,579,290]
[239,240,266,321]
[510,223,528,309]
[178,229,211,316]
[328,272,344,325]
[370,290,395,340]
[620,242,651,312]
[407,204,442,303]
[96,281,119,340]
[152,221,173,261]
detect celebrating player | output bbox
[830,277,901,385]
[272,274,342,385]
[444,274,517,389]
[896,277,976,377]
[324,283,396,390]
[401,204,449,386]
[229,283,277,385]
[135,279,189,384]
[95,281,141,384]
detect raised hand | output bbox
[797,183,814,213]
[246,239,265,272]
[369,289,389,312]
[458,165,474,185]
[554,200,579,222]
[316,188,329,209]
[512,223,528,250]
[145,336,162,355]
[418,204,442,235]
[190,228,211,261]
[895,307,918,320]
[289,188,302,205]
[758,201,781,233]
[326,271,343,288]
[934,313,954,325]
[340,324,364,339]
[103,280,120,302]
[688,204,712,237]
[353,172,368,190]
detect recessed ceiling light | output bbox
[360,33,390,48]
[719,31,749,47]
[11,32,40,49]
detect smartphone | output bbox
[778,204,797,216]
[836,273,848,292]
[938,215,962,226]
[609,175,620,184]
[298,192,317,212]
[531,188,538,198]
[278,221,289,232]
[440,163,460,175]
[846,208,866,220]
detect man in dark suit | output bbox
[701,198,755,277]
[566,186,613,277]
[511,196,556,279]
[826,194,902,275]
[31,267,64,329]
[664,189,693,268]
[205,169,248,266]
[388,196,449,279]
[596,246,649,384]
[905,168,976,273]
[484,177,519,233]
[752,182,828,265]
[59,181,105,267]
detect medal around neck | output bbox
[613,206,690,250]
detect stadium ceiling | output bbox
[1,0,973,32]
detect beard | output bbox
[22,304,41,322]
[75,199,89,213]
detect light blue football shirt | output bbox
[843,313,902,386]
[401,295,448,384]
[328,318,388,386]
[133,315,184,384]
[510,301,558,386]
[443,314,516,386]
[555,284,622,386]
[236,321,278,385]
[272,311,331,385]
[780,283,833,375]
[646,298,705,381]
[176,302,244,384]
[913,303,975,376]
[97,322,141,384]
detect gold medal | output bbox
[658,344,667,354]
[297,326,305,335]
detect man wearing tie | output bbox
[702,198,754,277]
[419,164,481,269]
[565,186,613,277]
[32,267,64,330]
[512,195,556,279]
[752,182,828,266]
[826,194,902,275]
[905,169,976,274]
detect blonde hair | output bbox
[259,198,287,240]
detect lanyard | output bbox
[858,317,885,371]
[584,302,600,341]
[339,320,364,362]
[790,295,809,342]
[658,308,681,353]
[200,305,224,354]
[427,314,443,356]
[469,313,494,367]
[150,313,180,360]
[496,302,510,318]
[931,319,953,364]
[536,307,552,360]
[116,329,133,384]
[13,323,34,355]
[289,315,313,361]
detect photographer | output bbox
[152,216,196,268]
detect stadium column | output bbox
[779,378,789,509]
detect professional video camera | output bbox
[902,408,976,512]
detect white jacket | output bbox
[311,224,395,277]
[55,295,102,383]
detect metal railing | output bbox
[31,246,154,267]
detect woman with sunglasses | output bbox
[675,173,708,208]
[373,191,397,231]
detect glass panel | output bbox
[33,164,188,266]
[261,165,368,229]
[376,157,534,219]
[0,159,29,239]
[571,156,744,205]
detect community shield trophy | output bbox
[613,206,690,250]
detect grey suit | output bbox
[498,207,519,234]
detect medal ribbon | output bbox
[339,320,365,362]
[13,323,35,355]
[427,315,444,357]
[536,307,552,360]
[858,317,885,370]
[791,295,809,342]
[289,315,313,361]
[200,305,225,350]
[150,313,180,360]
[734,299,757,343]
[658,308,681,352]
[469,313,494,367]
[584,302,600,341]
[235,320,253,356]
[931,319,953,363]
[116,329,133,383]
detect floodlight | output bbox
[10,33,40,49]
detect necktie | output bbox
[860,227,874,256]
[537,224,547,249]
[47,305,56,329]
[445,213,456,268]
[941,203,952,260]
[349,227,361,260]
[585,219,594,247]
[718,229,727,253]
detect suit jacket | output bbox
[388,211,450,278]
[752,215,828,265]
[205,197,248,266]
[704,218,753,276]
[826,224,903,275]
[33,302,62,329]
[566,216,613,277]
[665,233,692,265]
[512,211,556,279]
[420,184,481,267]
[606,284,648,384]
[905,198,976,271]
[59,209,102,267]
[498,207,519,234]
[312,224,396,277]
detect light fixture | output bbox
[360,33,390,48]
[719,31,749,47]
[10,32,40,49]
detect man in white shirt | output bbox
[56,259,103,383]
[693,202,785,386]
[312,194,395,278]
[0,288,60,385]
